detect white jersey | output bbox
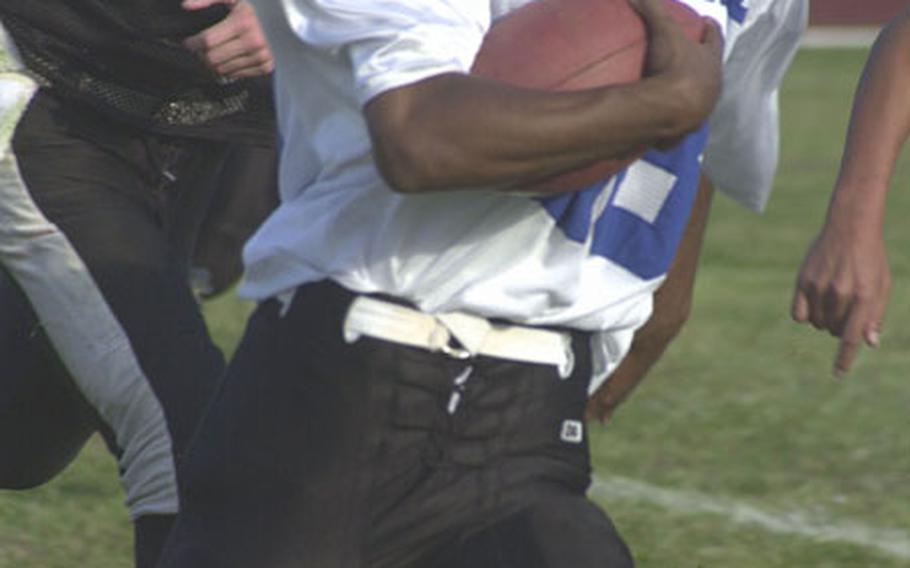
[242,0,807,391]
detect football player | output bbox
[0,1,274,566]
[160,0,805,565]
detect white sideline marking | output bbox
[590,475,910,560]
[802,26,879,49]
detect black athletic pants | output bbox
[0,90,228,567]
[160,280,635,568]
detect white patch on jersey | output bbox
[612,161,677,224]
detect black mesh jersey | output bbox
[1,0,274,145]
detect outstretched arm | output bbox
[790,8,910,375]
[363,0,723,194]
[586,174,714,423]
[182,0,274,79]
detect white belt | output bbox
[342,296,575,378]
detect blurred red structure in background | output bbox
[811,0,903,26]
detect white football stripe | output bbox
[590,474,910,560]
[801,27,878,49]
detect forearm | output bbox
[365,71,702,194]
[830,9,910,229]
[363,0,721,195]
[586,311,681,423]
[790,16,909,371]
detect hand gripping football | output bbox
[471,0,707,192]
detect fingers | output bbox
[791,289,809,323]
[700,18,724,54]
[630,0,676,39]
[865,273,890,347]
[865,322,883,347]
[792,216,891,376]
[183,1,274,79]
[861,297,886,349]
[793,260,852,334]
[795,276,865,376]
[184,16,240,54]
[793,269,889,377]
[833,334,860,378]
[195,37,273,76]
[583,400,600,423]
[628,0,667,19]
[792,274,832,330]
[182,0,236,11]
[821,285,851,336]
[864,323,882,348]
[212,49,275,77]
[584,397,614,425]
[834,303,872,377]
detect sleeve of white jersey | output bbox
[704,0,808,212]
[280,0,490,105]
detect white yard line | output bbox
[591,475,910,560]
[802,26,880,49]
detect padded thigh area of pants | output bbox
[423,494,636,568]
[10,90,227,457]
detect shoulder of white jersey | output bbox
[732,0,808,35]
[683,0,805,47]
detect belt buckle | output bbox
[429,322,473,360]
[439,342,472,360]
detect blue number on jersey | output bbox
[539,125,709,280]
[720,0,747,23]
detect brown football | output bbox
[471,0,707,191]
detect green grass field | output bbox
[3,48,910,567]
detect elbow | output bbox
[371,131,466,194]
[659,76,722,140]
[660,298,692,341]
[365,78,468,194]
[371,135,436,194]
[644,296,693,349]
[365,86,439,194]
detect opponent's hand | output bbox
[791,216,890,377]
[632,0,723,137]
[182,0,274,79]
[585,385,619,424]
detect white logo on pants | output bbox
[560,419,583,444]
